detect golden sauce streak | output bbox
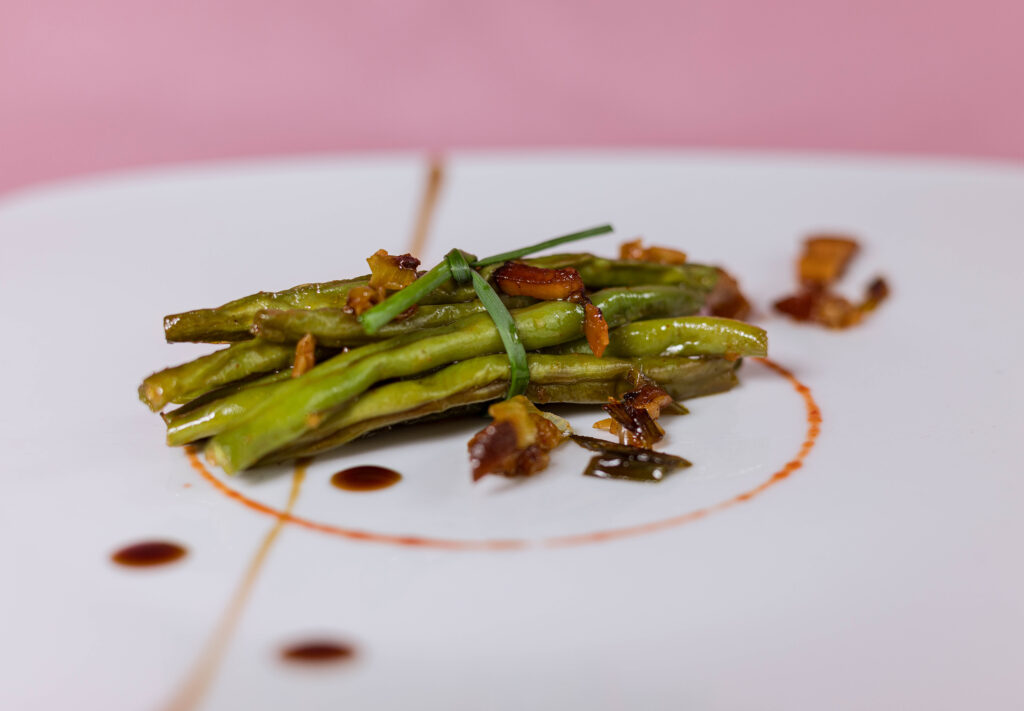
[112,541,186,567]
[184,357,821,550]
[162,457,309,711]
[331,466,402,492]
[407,155,445,259]
[281,640,356,664]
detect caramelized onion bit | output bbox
[600,400,665,448]
[344,285,380,316]
[583,301,609,358]
[621,374,676,419]
[493,261,611,358]
[291,333,317,378]
[571,435,691,482]
[367,249,421,291]
[619,239,688,265]
[345,250,422,316]
[593,371,680,447]
[468,396,570,481]
[773,290,816,321]
[862,277,890,312]
[706,268,751,320]
[799,235,859,288]
[775,276,890,329]
[493,262,585,301]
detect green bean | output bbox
[207,286,698,472]
[140,325,419,412]
[253,297,535,347]
[163,277,478,343]
[550,316,767,358]
[167,304,731,446]
[164,255,718,343]
[163,370,292,445]
[265,355,738,462]
[138,340,297,411]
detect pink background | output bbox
[3,0,1024,195]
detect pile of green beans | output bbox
[139,252,766,473]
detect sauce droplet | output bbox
[111,540,187,567]
[330,466,402,492]
[281,640,356,664]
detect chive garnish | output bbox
[472,224,615,267]
[358,224,613,397]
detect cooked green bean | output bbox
[550,316,767,358]
[207,286,700,472]
[166,310,741,446]
[163,277,478,343]
[138,340,297,412]
[265,355,738,462]
[253,297,535,347]
[164,254,718,343]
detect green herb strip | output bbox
[357,224,613,397]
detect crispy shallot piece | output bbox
[493,262,584,301]
[619,238,688,265]
[344,286,379,317]
[775,277,890,329]
[291,333,317,378]
[593,372,682,447]
[468,396,571,481]
[493,261,610,357]
[774,235,889,329]
[583,302,610,358]
[798,235,859,288]
[571,435,691,482]
[705,268,752,320]
[345,250,421,316]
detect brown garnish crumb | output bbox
[706,267,752,320]
[571,434,692,482]
[291,333,317,378]
[344,249,422,316]
[583,301,609,358]
[468,396,570,481]
[344,285,380,316]
[620,238,688,265]
[493,262,585,301]
[493,261,610,358]
[593,371,680,448]
[774,235,889,329]
[367,249,421,291]
[798,235,859,288]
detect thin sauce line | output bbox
[183,357,821,551]
[162,457,308,711]
[162,156,450,709]
[543,357,821,547]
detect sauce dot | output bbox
[281,640,356,664]
[330,466,402,492]
[111,541,187,567]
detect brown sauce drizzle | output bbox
[331,465,402,492]
[281,640,356,664]
[111,541,186,567]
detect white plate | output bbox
[2,152,1022,711]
